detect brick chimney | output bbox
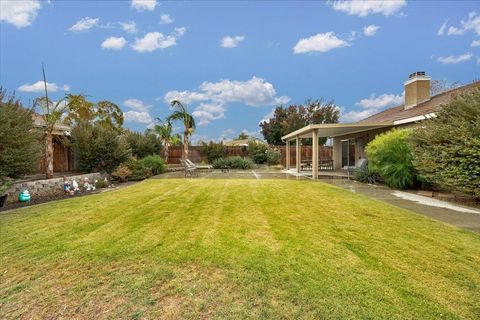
[404,71,430,110]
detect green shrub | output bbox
[0,89,42,179]
[125,158,152,181]
[353,166,380,184]
[95,179,108,188]
[212,156,255,170]
[200,141,225,163]
[366,129,416,189]
[411,87,480,197]
[69,122,131,173]
[248,140,268,164]
[141,155,166,175]
[266,148,281,165]
[111,164,131,182]
[124,130,162,159]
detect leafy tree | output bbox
[64,94,123,130]
[260,98,339,145]
[248,140,268,164]
[151,118,181,163]
[69,121,131,173]
[237,132,249,140]
[200,141,226,163]
[124,130,162,159]
[366,129,416,189]
[411,87,480,197]
[95,100,124,130]
[430,79,461,96]
[168,100,196,160]
[64,94,95,124]
[0,89,42,179]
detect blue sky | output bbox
[1,0,479,143]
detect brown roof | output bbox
[32,113,71,135]
[360,81,480,124]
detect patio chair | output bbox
[180,159,198,177]
[344,158,368,178]
[185,159,213,171]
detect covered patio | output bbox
[281,123,391,179]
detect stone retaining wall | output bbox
[6,173,103,204]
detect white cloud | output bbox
[131,27,186,52]
[160,14,174,24]
[124,99,151,112]
[447,26,465,36]
[446,11,480,36]
[293,32,350,54]
[471,39,480,47]
[341,92,404,122]
[437,20,448,36]
[18,81,70,93]
[363,25,380,36]
[165,76,290,126]
[131,0,157,12]
[120,21,137,33]
[124,111,153,124]
[101,37,127,50]
[341,109,378,122]
[355,93,404,109]
[331,0,406,17]
[192,103,227,126]
[0,0,41,28]
[437,53,473,64]
[221,35,245,48]
[259,108,275,124]
[69,17,99,32]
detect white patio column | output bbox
[286,140,290,169]
[296,136,301,173]
[312,129,318,179]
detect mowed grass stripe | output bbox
[1,179,479,319]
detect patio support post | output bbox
[312,129,318,179]
[296,136,301,173]
[286,140,290,170]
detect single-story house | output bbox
[32,113,76,173]
[281,71,479,178]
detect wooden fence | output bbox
[167,145,332,166]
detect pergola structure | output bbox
[281,123,391,179]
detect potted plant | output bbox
[0,177,12,208]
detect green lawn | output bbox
[1,179,479,319]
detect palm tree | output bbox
[167,100,196,160]
[152,117,181,163]
[34,65,69,179]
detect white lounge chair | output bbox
[186,159,213,171]
[180,159,198,177]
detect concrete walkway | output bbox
[322,178,480,233]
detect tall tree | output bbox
[152,118,181,163]
[260,99,339,145]
[167,100,196,160]
[0,88,42,179]
[64,94,124,130]
[34,65,69,179]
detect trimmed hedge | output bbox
[212,156,255,170]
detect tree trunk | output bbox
[183,135,189,160]
[164,142,170,163]
[45,132,54,179]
